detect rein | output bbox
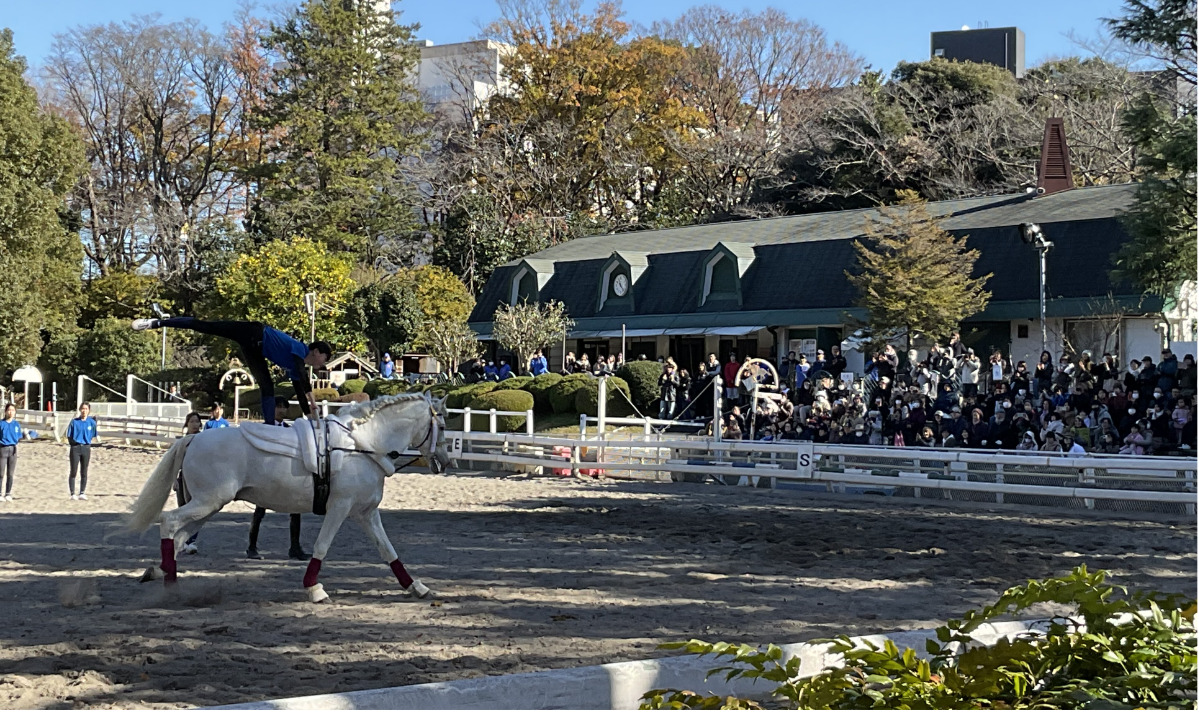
[324,406,442,472]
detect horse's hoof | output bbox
[139,566,162,583]
[289,548,309,561]
[306,583,330,604]
[246,548,264,560]
[408,579,431,599]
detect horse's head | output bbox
[338,393,451,476]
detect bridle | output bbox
[325,403,445,473]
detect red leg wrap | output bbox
[389,559,414,589]
[160,538,177,583]
[303,558,322,588]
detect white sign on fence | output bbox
[795,441,814,477]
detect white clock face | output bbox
[613,273,630,297]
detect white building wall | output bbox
[1009,318,1065,367]
[1123,318,1164,364]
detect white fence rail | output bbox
[445,430,1197,516]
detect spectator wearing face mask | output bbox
[1117,404,1139,438]
[1017,430,1039,451]
[1010,360,1031,396]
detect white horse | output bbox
[122,393,451,603]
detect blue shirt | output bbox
[530,356,548,376]
[67,416,98,445]
[204,418,230,430]
[498,363,512,380]
[0,419,22,446]
[381,360,395,379]
[261,326,309,382]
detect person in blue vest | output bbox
[380,352,396,380]
[204,403,230,430]
[498,358,513,381]
[483,359,499,380]
[66,402,100,500]
[529,350,548,376]
[133,316,324,560]
[0,403,22,501]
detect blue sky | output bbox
[4,0,1132,73]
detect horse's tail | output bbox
[121,436,193,535]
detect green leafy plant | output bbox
[616,360,662,411]
[337,378,368,396]
[548,374,594,414]
[642,566,1196,710]
[574,376,634,417]
[526,372,563,413]
[466,390,533,432]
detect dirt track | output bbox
[0,441,1194,708]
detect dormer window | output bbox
[700,242,754,307]
[508,260,555,306]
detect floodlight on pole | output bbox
[1018,223,1054,355]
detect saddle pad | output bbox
[239,421,320,475]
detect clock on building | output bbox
[613,273,630,297]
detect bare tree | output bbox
[43,16,243,278]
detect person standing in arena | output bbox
[66,403,99,500]
[0,403,22,501]
[204,403,230,431]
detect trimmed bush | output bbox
[337,378,368,396]
[447,381,499,409]
[617,360,662,411]
[468,390,533,432]
[574,376,635,417]
[549,374,594,414]
[527,373,563,413]
[495,376,534,391]
[313,387,342,402]
[364,378,407,398]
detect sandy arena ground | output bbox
[0,439,1194,709]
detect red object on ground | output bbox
[303,558,322,588]
[160,538,177,583]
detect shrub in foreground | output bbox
[641,566,1196,710]
[466,390,533,432]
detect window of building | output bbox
[510,268,539,306]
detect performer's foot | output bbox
[132,318,159,331]
[246,547,264,560]
[289,547,309,561]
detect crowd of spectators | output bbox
[717,339,1195,457]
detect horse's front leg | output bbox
[355,508,431,599]
[303,499,353,604]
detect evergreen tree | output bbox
[1106,0,1197,305]
[846,191,992,346]
[254,0,428,262]
[0,29,84,371]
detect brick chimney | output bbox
[1037,117,1074,194]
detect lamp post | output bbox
[1018,223,1054,355]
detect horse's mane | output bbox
[338,392,429,424]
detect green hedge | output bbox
[617,360,662,411]
[467,390,533,432]
[447,381,498,409]
[313,387,341,402]
[364,378,408,398]
[527,373,563,413]
[549,373,595,414]
[574,376,635,417]
[337,378,368,396]
[495,376,534,391]
[237,382,296,407]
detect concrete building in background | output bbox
[931,26,1025,78]
[412,39,512,117]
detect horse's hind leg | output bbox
[301,500,353,604]
[355,508,430,599]
[153,500,221,585]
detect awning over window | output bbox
[702,326,764,336]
